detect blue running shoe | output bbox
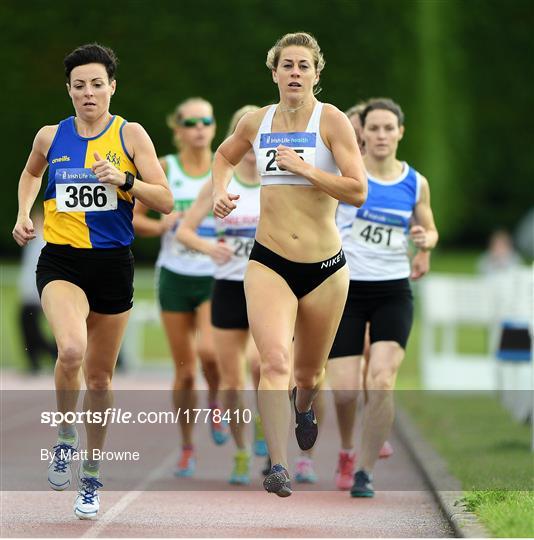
[211,408,230,446]
[263,464,292,497]
[292,387,318,451]
[350,469,374,498]
[253,413,268,457]
[174,447,196,477]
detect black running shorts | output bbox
[211,279,249,329]
[329,278,413,358]
[36,243,134,314]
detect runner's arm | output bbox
[212,113,256,218]
[274,105,367,206]
[410,176,438,251]
[177,181,235,264]
[122,123,173,214]
[12,126,56,246]
[133,158,176,237]
[176,181,214,254]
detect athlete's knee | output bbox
[85,371,113,391]
[198,345,216,365]
[56,338,85,372]
[261,346,291,379]
[333,388,358,405]
[294,365,324,388]
[174,370,195,389]
[367,368,397,392]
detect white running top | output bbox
[336,163,422,281]
[253,102,339,186]
[214,175,260,281]
[156,154,216,277]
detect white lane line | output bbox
[80,449,177,538]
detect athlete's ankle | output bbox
[82,459,100,476]
[58,424,78,442]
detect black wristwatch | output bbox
[120,171,135,192]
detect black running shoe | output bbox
[350,469,374,498]
[262,457,271,476]
[292,387,318,451]
[263,464,292,497]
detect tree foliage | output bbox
[1,0,531,259]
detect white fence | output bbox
[419,267,533,431]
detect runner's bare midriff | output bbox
[256,184,341,261]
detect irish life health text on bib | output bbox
[55,168,118,212]
[258,132,316,175]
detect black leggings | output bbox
[249,241,346,299]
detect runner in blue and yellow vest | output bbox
[12,43,172,520]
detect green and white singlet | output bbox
[156,154,216,276]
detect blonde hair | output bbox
[266,32,325,74]
[166,97,213,130]
[226,105,259,138]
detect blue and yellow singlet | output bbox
[44,115,137,249]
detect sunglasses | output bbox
[179,117,215,128]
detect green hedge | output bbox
[1,0,531,260]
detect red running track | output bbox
[0,371,453,538]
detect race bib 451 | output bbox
[55,168,117,212]
[258,132,316,176]
[351,208,408,251]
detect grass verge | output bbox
[400,392,534,537]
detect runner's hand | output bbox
[12,216,36,246]
[275,145,308,175]
[213,191,239,218]
[208,242,234,265]
[410,250,430,280]
[160,212,180,234]
[409,225,429,250]
[92,151,127,187]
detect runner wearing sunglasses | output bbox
[133,97,229,478]
[177,105,268,485]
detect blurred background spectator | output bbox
[18,209,56,373]
[477,229,523,275]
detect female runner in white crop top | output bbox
[211,32,367,497]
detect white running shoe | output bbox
[47,434,79,491]
[74,465,102,520]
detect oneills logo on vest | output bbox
[321,251,343,269]
[106,151,121,168]
[51,155,71,164]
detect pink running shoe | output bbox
[335,450,356,490]
[379,440,394,459]
[295,456,317,483]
